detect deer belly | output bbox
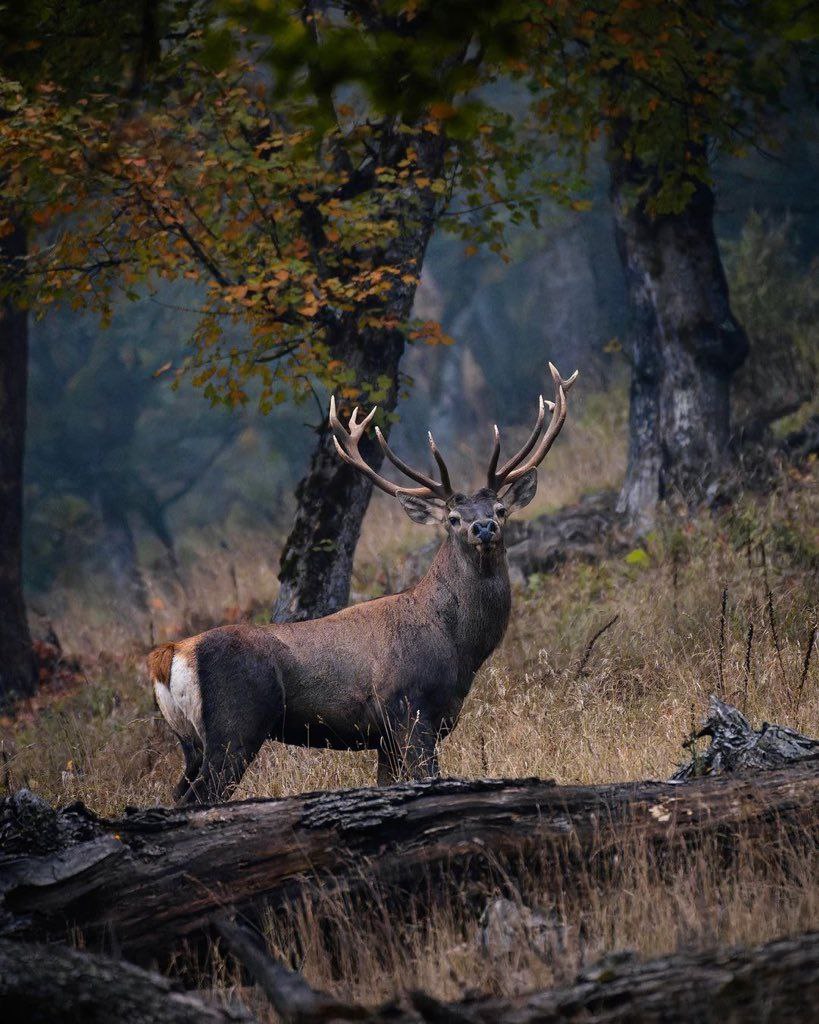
[276,682,382,750]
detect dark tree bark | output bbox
[609,142,749,528]
[272,323,406,623]
[0,212,36,703]
[0,939,253,1024]
[420,932,819,1024]
[272,130,446,623]
[3,763,818,963]
[4,925,818,1024]
[217,915,819,1024]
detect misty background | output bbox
[24,125,818,646]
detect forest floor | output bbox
[2,454,817,1015]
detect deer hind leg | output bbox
[176,736,262,805]
[377,715,440,785]
[175,671,285,805]
[171,735,203,802]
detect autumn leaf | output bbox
[428,101,456,120]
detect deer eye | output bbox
[448,513,461,527]
[495,505,507,518]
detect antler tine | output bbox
[373,426,453,501]
[487,394,549,491]
[428,432,452,495]
[374,427,439,493]
[486,424,501,489]
[329,396,451,500]
[491,362,579,491]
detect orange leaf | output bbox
[428,101,456,120]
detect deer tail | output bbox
[147,642,175,687]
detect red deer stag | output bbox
[149,363,578,803]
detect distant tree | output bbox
[25,295,251,609]
[0,0,173,700]
[0,206,33,699]
[726,212,819,438]
[522,0,818,525]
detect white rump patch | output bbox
[153,655,204,743]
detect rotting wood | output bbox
[672,696,819,780]
[410,930,819,1023]
[2,762,818,964]
[213,914,368,1023]
[217,915,819,1024]
[4,924,819,1024]
[0,938,253,1024]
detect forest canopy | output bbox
[0,0,816,696]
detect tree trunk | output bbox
[0,940,253,1024]
[95,488,149,616]
[272,323,405,622]
[3,762,818,963]
[0,212,36,703]
[273,132,446,623]
[609,145,749,529]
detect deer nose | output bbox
[471,519,498,542]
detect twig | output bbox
[794,623,818,716]
[672,562,679,623]
[760,544,787,689]
[213,912,366,1023]
[577,614,620,677]
[717,587,728,698]
[742,621,754,713]
[687,703,701,778]
[0,747,11,795]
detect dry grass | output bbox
[247,829,819,1008]
[33,518,283,660]
[4,461,817,805]
[2,440,817,1012]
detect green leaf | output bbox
[625,547,650,568]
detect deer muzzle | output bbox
[469,520,500,547]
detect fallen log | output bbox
[426,932,819,1023]
[423,929,819,1022]
[5,925,818,1024]
[0,938,252,1024]
[216,915,819,1023]
[2,761,818,965]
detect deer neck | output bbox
[416,535,511,670]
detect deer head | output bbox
[329,362,578,559]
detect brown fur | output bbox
[147,642,175,685]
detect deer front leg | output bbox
[377,715,439,785]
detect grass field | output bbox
[2,445,817,1013]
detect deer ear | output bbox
[502,469,538,514]
[397,493,446,525]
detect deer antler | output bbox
[487,362,579,492]
[329,396,453,501]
